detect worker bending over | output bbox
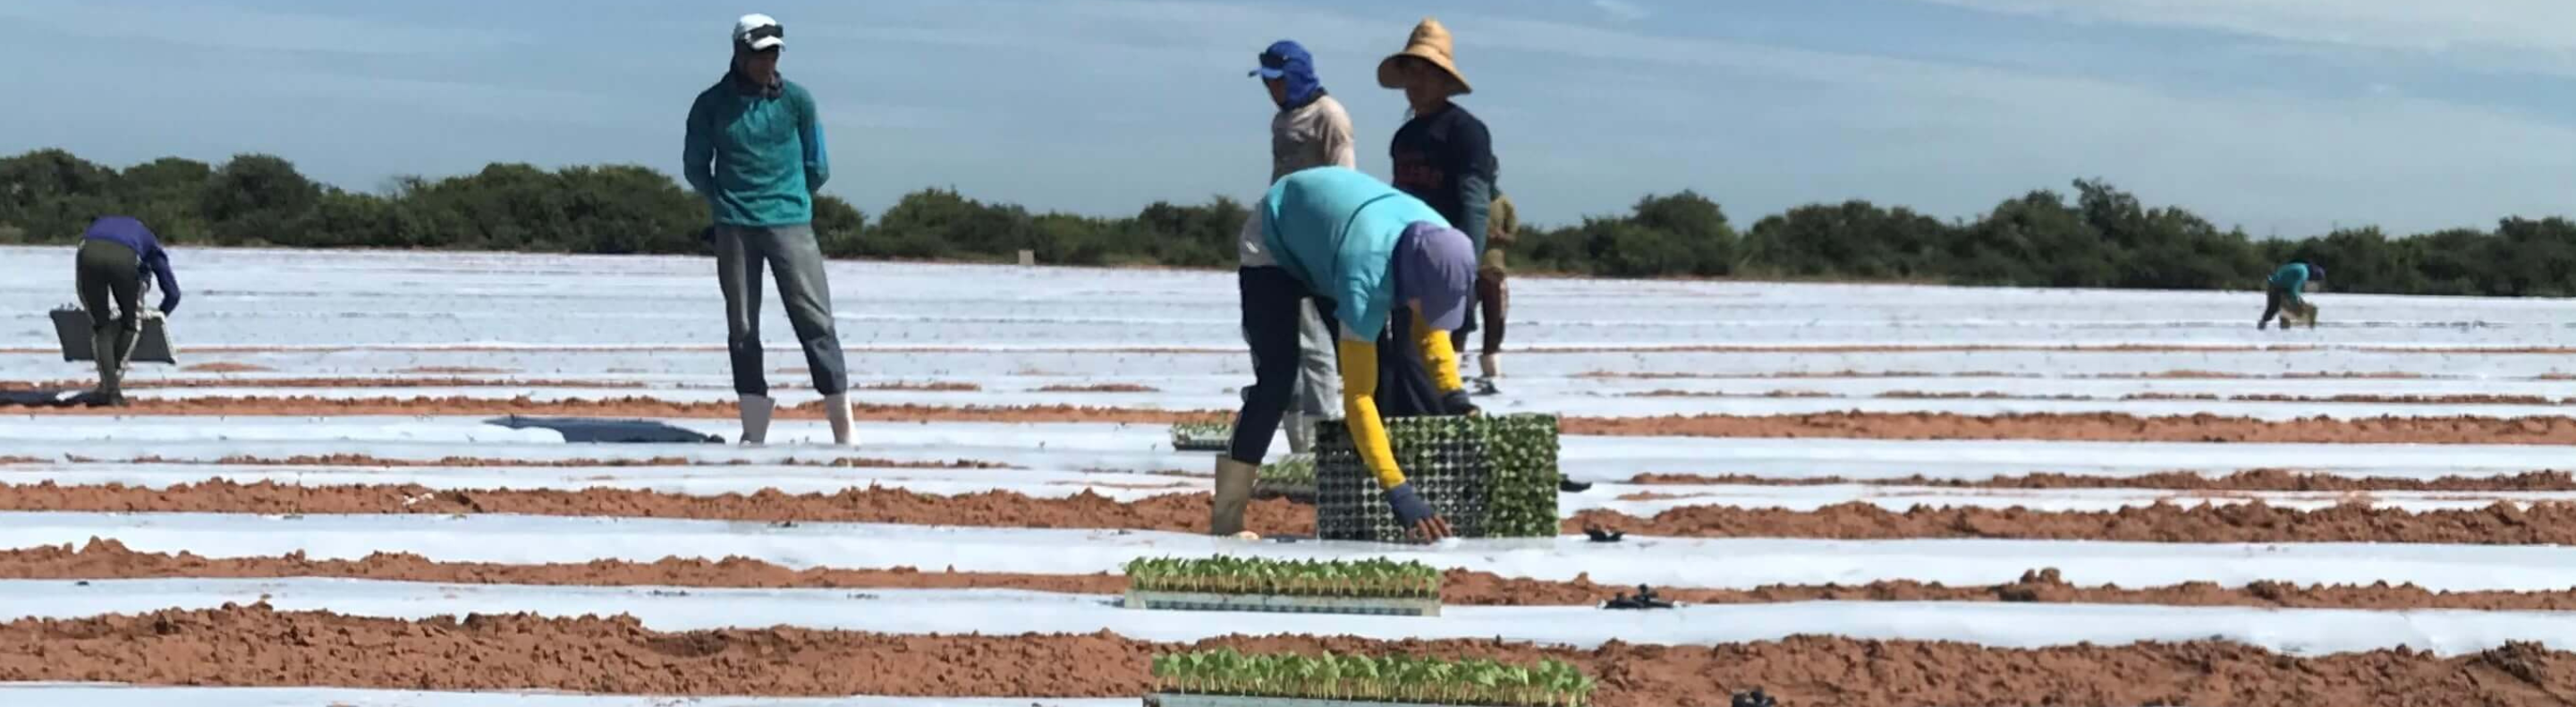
[1217,166,1479,541]
[2259,261,2323,329]
[74,216,181,406]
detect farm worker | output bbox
[1219,166,1480,541]
[1381,17,1497,355]
[1237,38,1356,457]
[1475,187,1515,389]
[684,13,855,446]
[73,216,180,407]
[2258,261,2323,330]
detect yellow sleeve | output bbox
[1335,338,1407,490]
[1409,311,1465,393]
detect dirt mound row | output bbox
[4,395,1224,424]
[0,480,1312,534]
[15,396,2576,445]
[14,480,2576,544]
[6,379,995,393]
[1569,500,2576,545]
[1560,411,2576,445]
[5,604,2570,706]
[1628,390,2576,405]
[21,541,2576,612]
[1036,383,1163,393]
[2131,392,2570,405]
[1585,370,2442,380]
[1627,469,2576,492]
[48,453,1015,470]
[4,377,644,391]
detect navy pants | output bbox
[1230,268,1445,464]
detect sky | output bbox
[3,0,2572,237]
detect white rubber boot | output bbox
[737,394,775,445]
[825,393,855,446]
[1283,412,1315,455]
[1479,354,1501,380]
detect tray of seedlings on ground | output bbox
[1317,413,1560,542]
[1173,422,1234,451]
[1257,453,1318,501]
[1146,649,1596,707]
[1123,556,1441,617]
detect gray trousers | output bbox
[713,224,849,396]
[1290,298,1338,406]
[1247,296,1340,454]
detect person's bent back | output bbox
[74,216,180,406]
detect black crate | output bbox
[1313,413,1559,542]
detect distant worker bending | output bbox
[1217,166,1480,541]
[683,13,855,446]
[73,216,180,407]
[2259,261,2323,330]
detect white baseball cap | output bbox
[734,13,784,51]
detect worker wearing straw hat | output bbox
[1220,166,1480,542]
[1380,18,1497,359]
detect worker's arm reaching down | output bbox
[1330,301,1467,541]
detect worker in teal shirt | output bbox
[1219,166,1479,541]
[2259,261,2323,329]
[683,13,853,447]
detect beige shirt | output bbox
[1241,95,1358,268]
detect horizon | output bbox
[4,0,2572,237]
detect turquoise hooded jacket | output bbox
[1258,166,1451,338]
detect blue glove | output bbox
[1385,482,1436,527]
[1441,390,1479,416]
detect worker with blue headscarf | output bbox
[1236,39,1356,459]
[1218,166,1479,541]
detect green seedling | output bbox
[1123,556,1440,600]
[1151,648,1597,706]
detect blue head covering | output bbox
[1250,40,1326,109]
[1394,221,1476,332]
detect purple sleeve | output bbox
[145,247,181,314]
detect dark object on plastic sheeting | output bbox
[1559,477,1593,492]
[1604,584,1675,610]
[486,416,723,444]
[0,389,89,408]
[1583,525,1623,542]
[1733,688,1778,707]
[51,306,176,364]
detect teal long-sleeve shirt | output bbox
[684,74,829,226]
[2268,262,2310,290]
[1260,166,1452,339]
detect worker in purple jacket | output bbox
[75,216,181,406]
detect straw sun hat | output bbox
[1376,17,1471,95]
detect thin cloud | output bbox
[1907,0,2576,55]
[0,0,534,55]
[1591,0,1652,21]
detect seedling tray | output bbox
[1148,696,1483,707]
[1123,590,1439,617]
[1172,422,1233,451]
[1314,413,1560,542]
